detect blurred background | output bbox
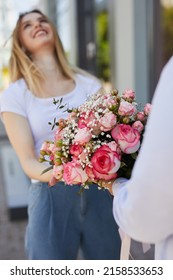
[0,0,172,259]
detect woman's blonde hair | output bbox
[9,9,75,95]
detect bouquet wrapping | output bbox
[39,89,151,190]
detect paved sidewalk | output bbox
[0,177,27,260]
[0,137,28,260]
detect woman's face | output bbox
[19,12,54,55]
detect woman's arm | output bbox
[2,112,52,182]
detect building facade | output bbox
[46,0,165,105]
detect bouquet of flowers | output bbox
[39,89,151,190]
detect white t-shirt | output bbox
[112,56,173,259]
[0,73,101,158]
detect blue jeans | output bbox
[25,181,121,260]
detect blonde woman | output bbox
[0,9,121,260]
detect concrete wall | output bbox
[108,0,151,105]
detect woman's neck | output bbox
[33,53,63,79]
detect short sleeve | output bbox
[0,80,27,120]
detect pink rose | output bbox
[70,144,83,158]
[78,116,87,129]
[78,110,101,135]
[103,95,118,107]
[55,127,64,141]
[79,150,89,162]
[40,141,55,154]
[52,165,63,180]
[111,124,140,154]
[122,89,135,100]
[50,154,54,162]
[91,144,121,180]
[85,166,96,180]
[40,142,48,152]
[136,111,145,121]
[78,111,97,129]
[63,161,88,185]
[99,112,117,131]
[118,100,136,116]
[144,103,152,116]
[48,165,64,186]
[106,141,120,153]
[132,121,144,133]
[74,127,92,145]
[40,141,57,162]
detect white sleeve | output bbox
[112,56,173,244]
[0,82,27,119]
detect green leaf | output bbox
[41,166,53,175]
[131,153,138,160]
[120,162,127,168]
